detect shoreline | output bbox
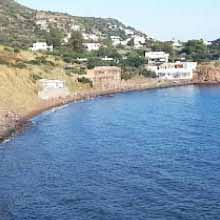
[0,79,217,143]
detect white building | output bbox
[120,38,131,46]
[134,36,146,49]
[83,43,101,51]
[145,51,169,65]
[77,58,88,62]
[83,33,99,41]
[111,36,121,47]
[31,42,53,52]
[203,40,212,46]
[37,79,70,100]
[101,56,114,62]
[172,40,183,51]
[38,79,65,89]
[36,20,49,31]
[71,24,81,31]
[147,62,197,80]
[63,33,72,44]
[124,29,134,36]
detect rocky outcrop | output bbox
[0,111,21,141]
[195,62,220,82]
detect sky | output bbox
[17,0,220,41]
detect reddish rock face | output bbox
[196,63,220,82]
[0,111,21,141]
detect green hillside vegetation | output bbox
[0,0,146,49]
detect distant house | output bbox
[124,29,134,36]
[36,20,49,31]
[111,36,121,47]
[37,79,70,100]
[63,33,72,44]
[133,36,146,49]
[71,24,81,31]
[76,58,88,63]
[86,66,121,89]
[145,51,169,65]
[31,42,53,52]
[83,33,99,41]
[172,40,183,51]
[101,56,114,62]
[83,43,101,51]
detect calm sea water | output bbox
[1,85,220,220]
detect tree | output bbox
[182,40,208,61]
[123,52,145,68]
[68,31,84,53]
[46,28,64,49]
[151,41,175,62]
[127,38,134,47]
[96,46,121,59]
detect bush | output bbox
[78,77,93,87]
[14,48,20,53]
[123,53,145,68]
[87,58,102,69]
[13,62,26,69]
[65,67,86,76]
[63,57,73,63]
[140,69,157,78]
[26,56,55,66]
[31,74,42,82]
[121,67,139,80]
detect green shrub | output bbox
[78,77,93,87]
[31,74,42,82]
[26,56,55,66]
[140,69,157,78]
[13,62,26,69]
[14,48,20,53]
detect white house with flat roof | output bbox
[147,62,197,80]
[31,42,53,52]
[111,36,121,46]
[83,33,99,41]
[83,43,101,51]
[37,79,70,100]
[145,51,169,65]
[134,36,146,49]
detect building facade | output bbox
[83,43,101,51]
[145,51,169,65]
[31,42,53,52]
[111,36,121,47]
[147,62,197,80]
[37,79,70,100]
[86,66,121,89]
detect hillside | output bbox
[0,0,149,48]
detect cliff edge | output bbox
[195,62,220,82]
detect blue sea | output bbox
[1,85,220,220]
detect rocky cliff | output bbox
[195,62,220,82]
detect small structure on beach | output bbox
[37,79,70,100]
[86,66,121,89]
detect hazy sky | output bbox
[17,0,220,41]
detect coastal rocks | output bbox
[196,62,220,82]
[0,111,21,142]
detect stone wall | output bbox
[86,66,121,89]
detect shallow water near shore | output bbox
[1,85,220,219]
